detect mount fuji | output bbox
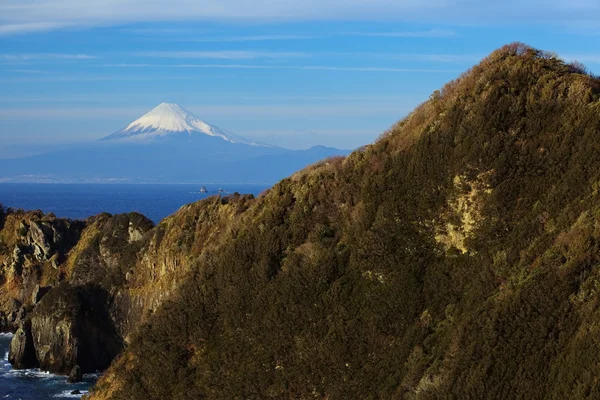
[102,103,255,145]
[0,103,349,183]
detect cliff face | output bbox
[0,209,84,332]
[0,209,155,375]
[31,283,122,374]
[0,196,253,376]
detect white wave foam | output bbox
[0,333,14,339]
[53,389,89,398]
[5,368,56,379]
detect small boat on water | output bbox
[200,186,208,193]
[217,188,225,193]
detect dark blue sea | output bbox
[1,333,99,399]
[0,183,270,399]
[0,183,270,223]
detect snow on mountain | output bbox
[102,103,255,144]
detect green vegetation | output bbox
[58,44,600,398]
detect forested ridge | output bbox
[4,42,600,399]
[91,43,600,399]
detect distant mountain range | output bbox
[0,103,349,184]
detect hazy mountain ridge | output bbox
[0,103,348,184]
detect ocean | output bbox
[0,183,270,399]
[0,183,270,223]
[1,333,99,399]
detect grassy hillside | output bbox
[86,43,600,398]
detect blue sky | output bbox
[0,1,599,154]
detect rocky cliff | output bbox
[0,209,154,376]
[0,195,254,378]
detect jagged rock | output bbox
[31,283,123,374]
[8,246,24,281]
[70,213,153,288]
[7,298,21,324]
[71,390,82,395]
[15,306,27,322]
[27,221,53,262]
[31,284,49,305]
[68,365,83,383]
[8,320,37,369]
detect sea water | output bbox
[0,183,270,223]
[0,333,99,399]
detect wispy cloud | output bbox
[142,30,455,43]
[0,93,416,104]
[0,107,146,119]
[389,53,479,63]
[0,22,67,35]
[0,75,196,83]
[136,51,309,60]
[181,34,319,42]
[2,69,49,74]
[0,53,96,61]
[288,66,454,72]
[0,103,409,120]
[121,27,211,35]
[128,50,477,64]
[343,28,457,38]
[2,1,600,35]
[102,63,456,73]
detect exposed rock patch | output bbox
[434,172,492,253]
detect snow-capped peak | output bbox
[102,102,251,144]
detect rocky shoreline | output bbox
[0,208,154,381]
[0,195,250,385]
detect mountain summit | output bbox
[102,102,249,144]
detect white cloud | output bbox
[121,27,211,35]
[137,51,309,59]
[2,1,599,35]
[0,75,195,83]
[169,34,319,42]
[146,30,455,42]
[0,107,146,119]
[101,63,456,73]
[0,53,96,61]
[0,103,409,120]
[0,22,68,35]
[344,28,457,38]
[0,93,417,104]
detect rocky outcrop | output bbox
[0,210,85,329]
[69,365,83,383]
[31,283,122,374]
[0,209,153,376]
[1,196,250,380]
[8,320,37,369]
